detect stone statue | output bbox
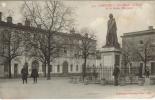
[105,14,120,48]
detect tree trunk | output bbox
[47,67,51,79]
[8,59,12,78]
[144,60,147,76]
[47,32,51,80]
[82,56,87,81]
[47,60,51,80]
[43,62,47,77]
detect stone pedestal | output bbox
[101,47,121,67]
[100,47,121,82]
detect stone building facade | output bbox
[121,26,155,76]
[0,13,100,77]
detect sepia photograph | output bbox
[0,0,155,99]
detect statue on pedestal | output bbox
[105,14,120,48]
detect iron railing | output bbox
[85,67,139,82]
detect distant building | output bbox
[121,26,155,76]
[0,12,99,77]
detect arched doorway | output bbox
[62,61,68,74]
[31,60,39,70]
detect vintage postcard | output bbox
[0,0,155,99]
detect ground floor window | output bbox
[4,63,8,73]
[42,64,45,72]
[70,64,73,72]
[151,62,155,75]
[50,65,52,72]
[57,65,60,72]
[76,65,78,71]
[139,63,143,77]
[14,63,18,77]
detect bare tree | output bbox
[121,41,135,74]
[134,39,154,77]
[79,28,96,80]
[21,0,74,79]
[122,39,154,77]
[24,31,61,77]
[0,29,23,78]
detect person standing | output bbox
[145,67,150,78]
[21,66,28,84]
[31,68,39,83]
[113,65,120,86]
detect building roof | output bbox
[121,28,155,38]
[0,21,96,42]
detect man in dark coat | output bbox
[21,66,28,84]
[113,65,120,86]
[145,67,150,78]
[31,68,39,83]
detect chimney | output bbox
[149,26,154,30]
[0,12,2,21]
[25,18,30,27]
[17,23,22,26]
[37,24,41,29]
[70,28,75,34]
[7,16,12,24]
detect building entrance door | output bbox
[139,63,143,77]
[62,61,68,74]
[14,64,18,77]
[151,62,155,75]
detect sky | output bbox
[0,1,155,48]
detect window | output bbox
[100,64,102,67]
[57,65,60,72]
[74,40,78,44]
[78,50,82,55]
[70,64,73,72]
[151,62,155,75]
[64,48,67,54]
[4,63,8,72]
[79,40,82,44]
[50,65,52,72]
[14,63,18,77]
[139,63,143,77]
[42,64,45,72]
[140,63,143,67]
[139,40,143,44]
[76,65,78,71]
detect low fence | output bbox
[85,67,139,84]
[86,67,114,81]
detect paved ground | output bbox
[0,77,155,99]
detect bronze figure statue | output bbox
[105,14,120,48]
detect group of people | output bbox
[21,66,39,84]
[21,64,150,85]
